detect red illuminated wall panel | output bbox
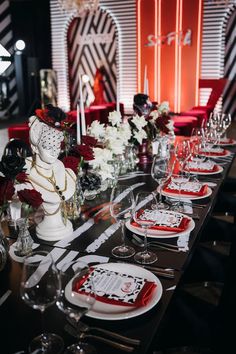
[137,0,202,112]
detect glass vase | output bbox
[152,135,170,159]
[15,218,34,257]
[124,143,138,171]
[0,223,8,271]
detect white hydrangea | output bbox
[104,126,120,141]
[134,129,147,144]
[97,162,114,181]
[119,122,132,145]
[158,101,170,114]
[131,114,148,131]
[166,119,174,134]
[149,110,159,124]
[91,147,113,167]
[108,110,122,127]
[87,120,105,140]
[107,138,125,155]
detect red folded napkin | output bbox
[188,164,219,173]
[163,181,208,196]
[72,267,157,307]
[219,138,234,145]
[200,149,227,156]
[131,216,190,233]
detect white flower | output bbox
[131,114,148,131]
[166,119,174,133]
[97,162,114,181]
[107,138,125,155]
[91,147,113,167]
[149,110,159,124]
[87,120,105,139]
[134,129,147,144]
[104,126,120,141]
[158,101,170,114]
[108,110,122,127]
[119,122,132,144]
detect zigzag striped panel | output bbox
[50,0,136,112]
[67,8,117,109]
[223,4,236,118]
[201,0,236,114]
[0,0,18,119]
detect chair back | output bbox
[199,78,227,110]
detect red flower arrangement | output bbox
[61,156,80,175]
[0,177,15,216]
[17,189,44,210]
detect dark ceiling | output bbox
[9,0,51,69]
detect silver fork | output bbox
[68,317,140,346]
[131,233,182,252]
[64,324,135,352]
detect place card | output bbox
[73,267,157,307]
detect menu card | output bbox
[73,267,157,307]
[166,180,207,194]
[131,209,190,232]
[188,159,217,172]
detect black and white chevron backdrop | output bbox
[223,4,236,118]
[0,0,18,120]
[67,8,117,110]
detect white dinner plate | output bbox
[216,138,236,146]
[126,211,195,239]
[65,263,162,320]
[161,186,212,200]
[199,149,231,158]
[187,165,223,175]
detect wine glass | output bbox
[174,139,191,171]
[20,250,64,354]
[57,260,96,354]
[151,155,172,209]
[110,185,135,258]
[204,127,218,152]
[221,113,231,139]
[208,112,220,130]
[171,171,190,213]
[133,191,158,264]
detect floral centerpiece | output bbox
[0,150,44,256]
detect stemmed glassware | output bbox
[174,139,191,172]
[57,260,96,354]
[133,191,158,264]
[151,155,172,209]
[171,171,190,213]
[110,184,135,258]
[20,250,64,354]
[221,113,231,135]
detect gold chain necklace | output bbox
[29,164,68,224]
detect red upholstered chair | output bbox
[8,122,30,144]
[180,78,227,126]
[171,115,198,136]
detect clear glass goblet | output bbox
[20,250,64,354]
[110,184,135,258]
[57,260,96,354]
[133,191,158,264]
[151,155,171,209]
[170,172,190,213]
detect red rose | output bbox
[72,144,94,161]
[0,177,15,206]
[18,189,44,209]
[155,115,171,134]
[62,156,80,175]
[15,172,29,183]
[82,135,97,147]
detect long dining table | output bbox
[0,140,235,354]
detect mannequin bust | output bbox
[17,107,76,241]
